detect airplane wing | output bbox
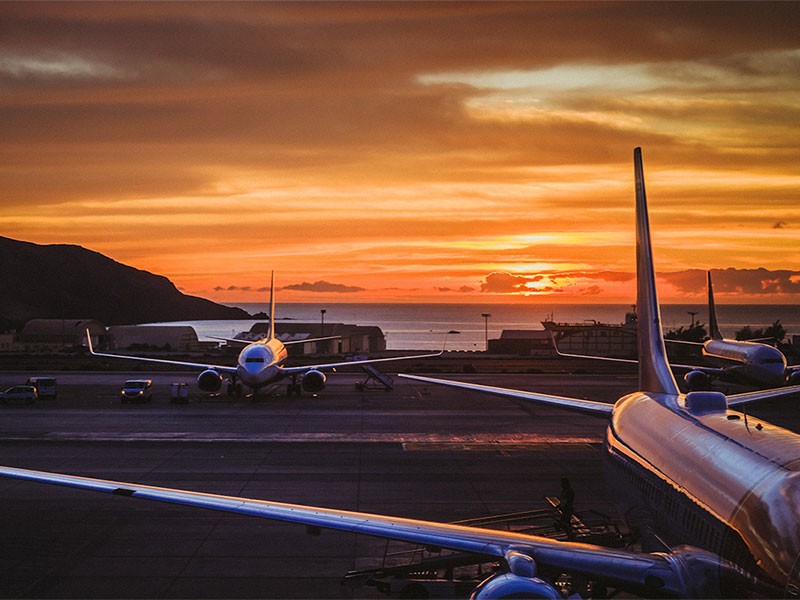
[86,329,238,374]
[279,350,444,374]
[398,374,613,417]
[727,385,800,407]
[0,463,748,598]
[553,346,727,376]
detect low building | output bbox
[488,330,554,356]
[245,322,386,355]
[0,331,14,352]
[17,319,106,353]
[107,325,208,352]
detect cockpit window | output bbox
[245,357,265,363]
[761,358,785,364]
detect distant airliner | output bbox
[554,270,799,392]
[86,273,442,396]
[5,148,800,597]
[669,271,799,390]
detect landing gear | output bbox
[286,382,302,397]
[227,381,242,397]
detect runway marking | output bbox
[2,432,603,444]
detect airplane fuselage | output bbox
[702,339,787,388]
[606,391,800,596]
[235,338,289,389]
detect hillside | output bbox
[0,236,250,328]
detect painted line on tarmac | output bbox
[0,432,603,444]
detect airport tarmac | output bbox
[0,370,798,599]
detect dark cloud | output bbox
[579,285,604,296]
[773,221,788,229]
[437,285,476,293]
[2,2,800,207]
[281,280,366,293]
[480,272,531,294]
[661,268,800,296]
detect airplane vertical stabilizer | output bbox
[634,148,680,396]
[707,271,723,341]
[268,271,276,341]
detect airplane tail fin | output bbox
[634,148,679,396]
[707,271,723,341]
[268,271,276,341]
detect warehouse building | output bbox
[245,322,386,355]
[16,319,107,353]
[107,325,211,352]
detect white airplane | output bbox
[668,271,798,390]
[553,271,799,392]
[85,273,443,396]
[5,148,800,597]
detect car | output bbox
[0,385,37,405]
[26,377,57,400]
[120,379,153,404]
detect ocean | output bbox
[151,303,800,352]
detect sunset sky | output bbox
[2,2,799,304]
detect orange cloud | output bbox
[1,3,799,303]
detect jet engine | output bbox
[197,369,223,392]
[470,551,560,599]
[301,369,326,392]
[787,370,800,386]
[684,370,711,392]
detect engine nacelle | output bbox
[197,369,223,392]
[469,573,561,599]
[684,369,711,392]
[787,370,800,386]
[301,369,326,393]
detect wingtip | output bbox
[85,328,95,354]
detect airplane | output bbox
[666,271,799,390]
[85,273,443,397]
[4,148,800,598]
[552,271,800,392]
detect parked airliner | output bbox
[85,273,442,396]
[553,270,800,392]
[670,271,798,390]
[4,148,800,597]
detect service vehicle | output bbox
[0,385,37,405]
[26,377,57,400]
[120,379,153,403]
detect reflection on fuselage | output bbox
[607,391,800,596]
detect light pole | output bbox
[481,313,492,352]
[688,311,698,328]
[320,309,327,354]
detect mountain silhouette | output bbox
[0,236,250,329]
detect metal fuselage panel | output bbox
[702,339,787,387]
[605,392,800,592]
[235,338,288,389]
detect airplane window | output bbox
[245,357,265,363]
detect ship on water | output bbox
[542,308,638,359]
